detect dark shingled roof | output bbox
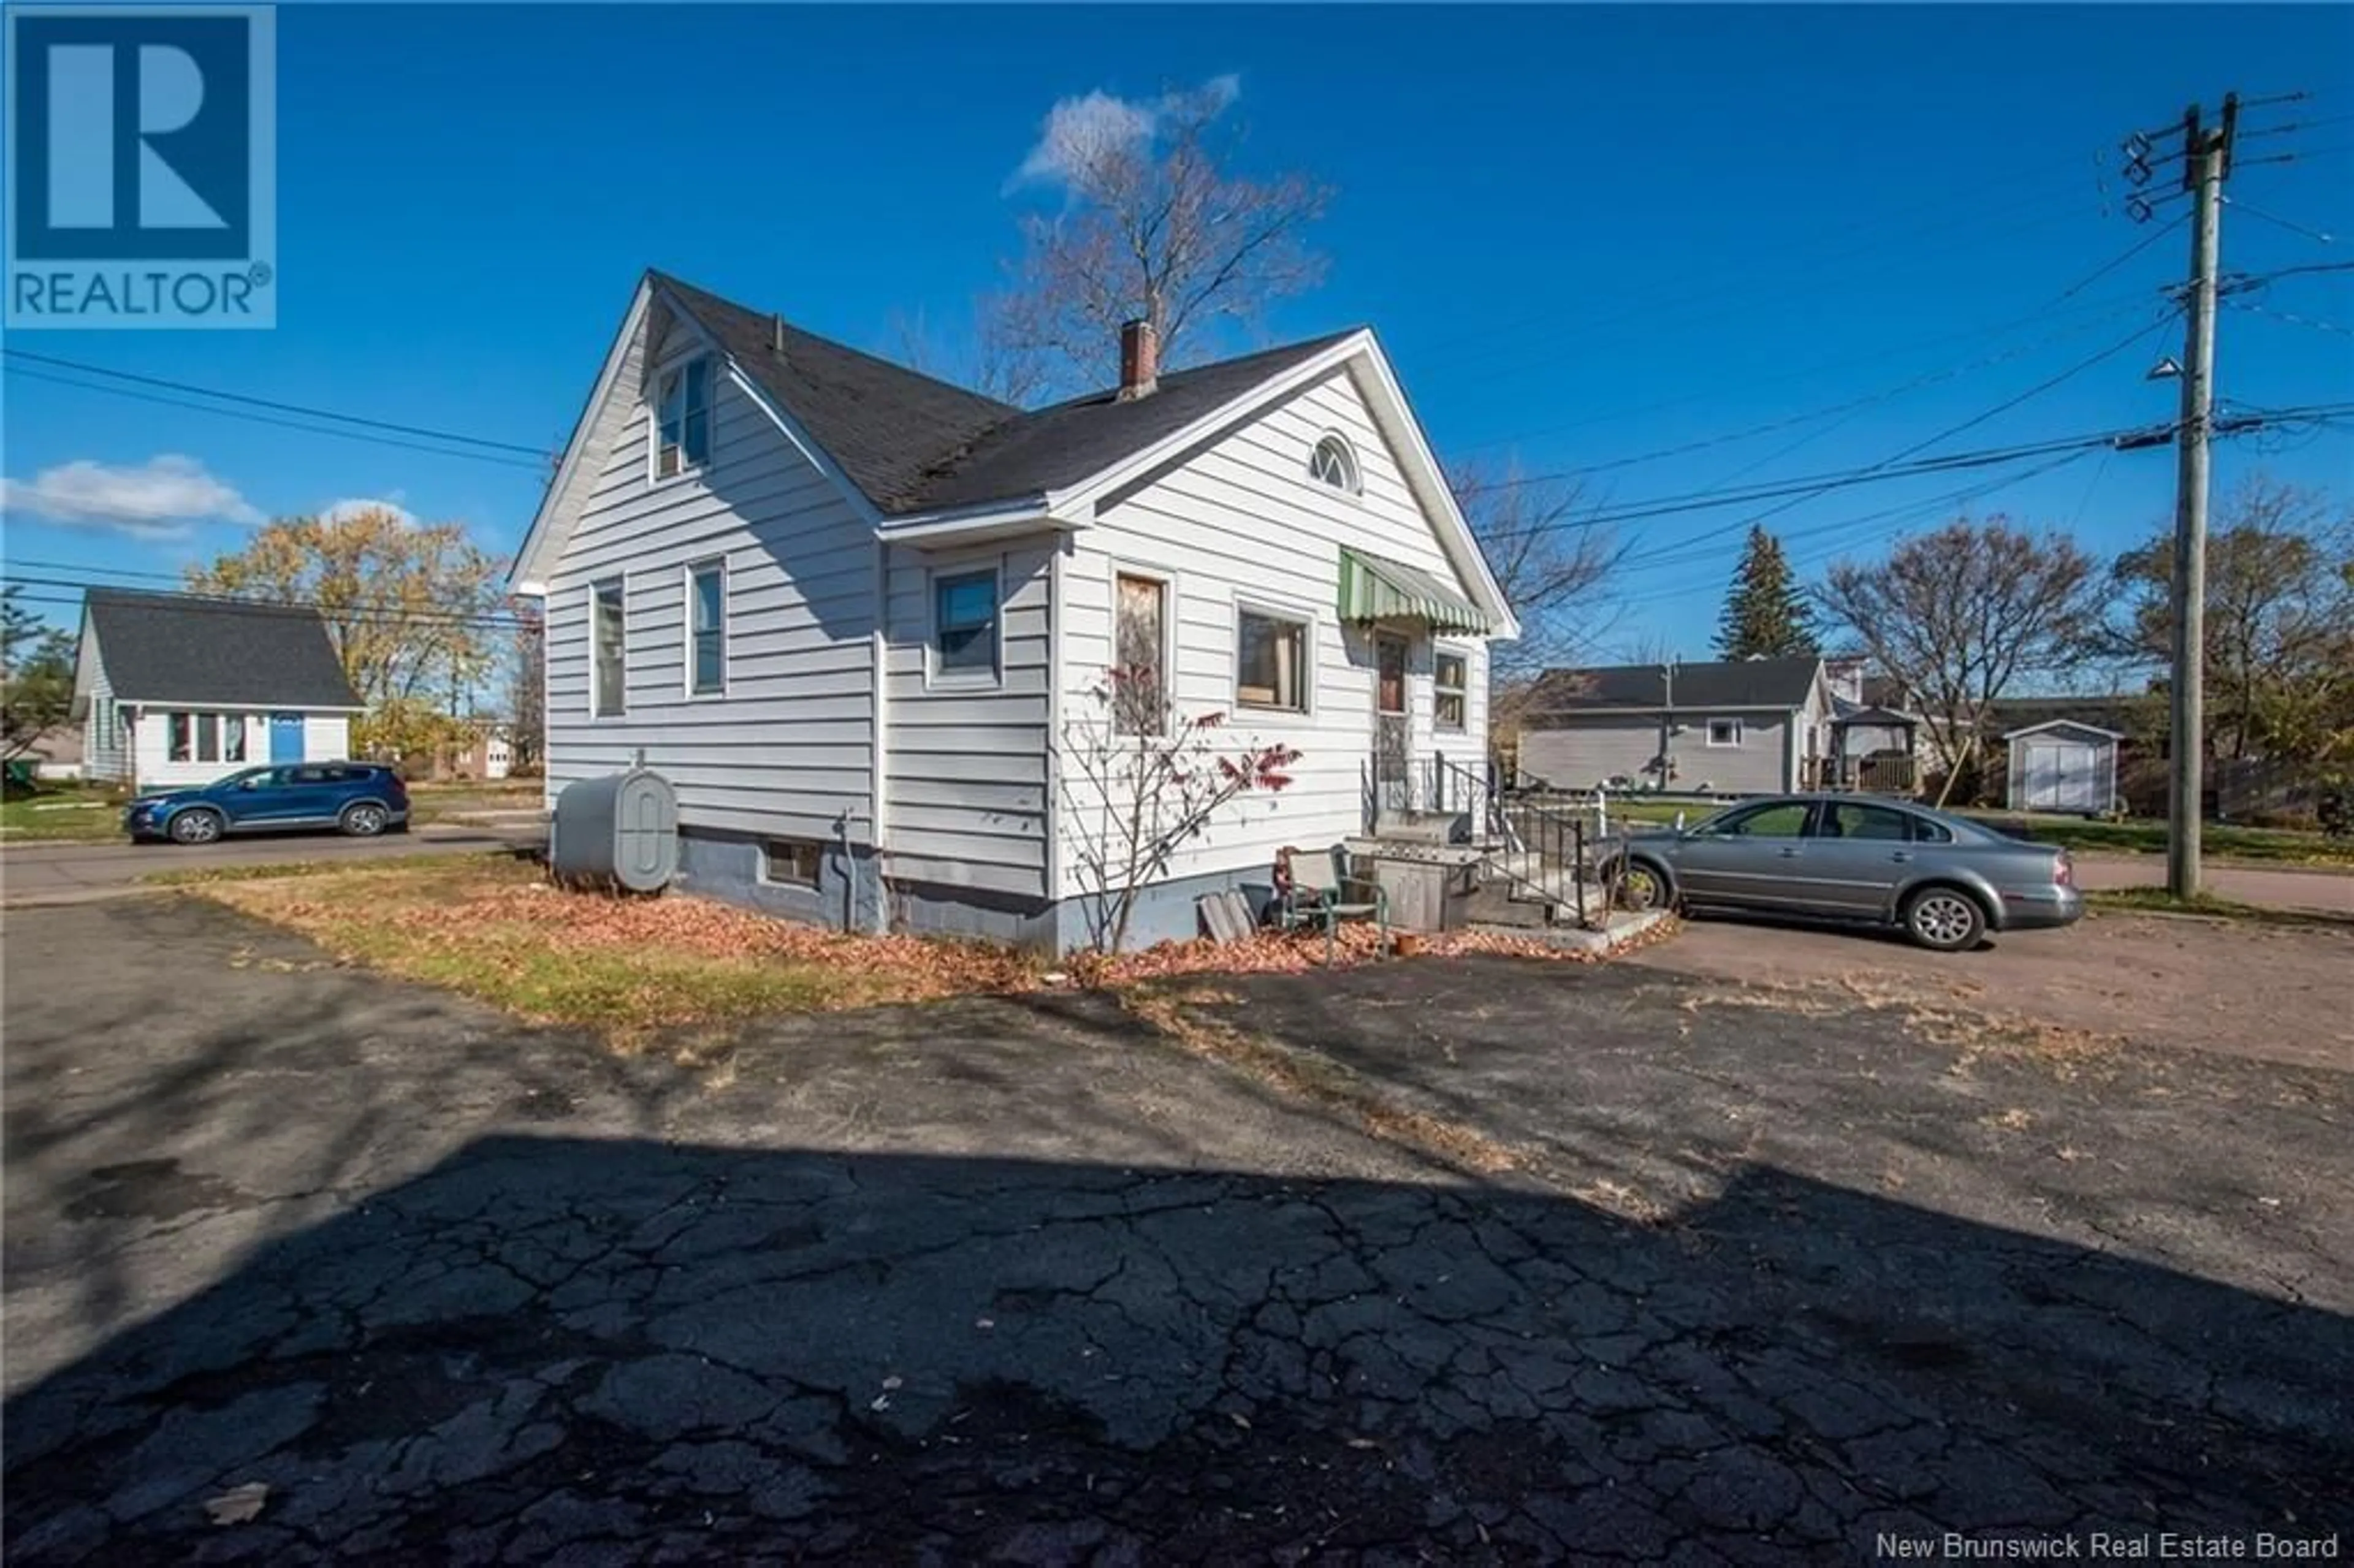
[652,272,1359,516]
[907,332,1361,511]
[651,272,1017,516]
[85,589,364,709]
[1526,656,1823,713]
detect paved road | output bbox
[2068,851,2354,914]
[0,824,538,906]
[6,898,2347,1562]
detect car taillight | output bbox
[2054,851,2074,888]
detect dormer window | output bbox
[1309,433,1360,495]
[655,357,711,479]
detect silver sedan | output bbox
[1599,794,2082,951]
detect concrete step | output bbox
[1475,851,1612,921]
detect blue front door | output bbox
[269,714,305,764]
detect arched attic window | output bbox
[1308,433,1362,495]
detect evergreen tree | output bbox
[1715,525,1819,659]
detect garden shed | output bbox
[2004,720,2121,816]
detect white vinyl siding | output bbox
[883,540,1052,895]
[123,709,350,790]
[542,331,876,843]
[1054,365,1494,899]
[78,631,127,784]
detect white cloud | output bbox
[0,454,262,541]
[322,496,418,528]
[1009,74,1242,191]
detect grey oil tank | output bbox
[550,766,678,892]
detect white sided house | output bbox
[72,589,365,791]
[514,270,1519,950]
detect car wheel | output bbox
[340,802,389,838]
[1616,859,1671,913]
[1902,886,1985,952]
[167,809,224,846]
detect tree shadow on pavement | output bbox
[5,1135,2347,1565]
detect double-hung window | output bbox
[655,358,711,479]
[688,560,726,696]
[1434,650,1468,733]
[592,579,627,717]
[1236,606,1309,713]
[932,569,999,683]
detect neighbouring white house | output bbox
[72,589,366,790]
[512,270,1518,950]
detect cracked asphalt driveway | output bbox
[5,896,2350,1563]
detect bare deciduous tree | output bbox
[885,304,1052,409]
[988,81,1333,394]
[1059,667,1301,955]
[1815,517,2101,805]
[1446,457,1624,749]
[2106,474,2354,764]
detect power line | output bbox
[2223,196,2339,246]
[2,348,550,457]
[6,365,549,472]
[1468,308,2179,525]
[1512,300,2162,482]
[2228,260,2354,289]
[1644,311,2177,551]
[1482,394,2354,555]
[1452,216,2192,461]
[1599,451,2102,614]
[2225,297,2354,336]
[0,575,535,634]
[1610,449,2101,581]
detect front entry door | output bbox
[1373,632,1411,812]
[269,713,305,764]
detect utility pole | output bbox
[2165,96,2236,900]
[1658,658,1678,792]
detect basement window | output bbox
[760,839,823,888]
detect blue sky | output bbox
[4,3,2349,661]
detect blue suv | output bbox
[126,763,411,845]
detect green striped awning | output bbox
[1336,548,1492,634]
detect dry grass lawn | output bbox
[196,858,1040,1032]
[191,857,1609,1039]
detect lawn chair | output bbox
[1273,845,1390,966]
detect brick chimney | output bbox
[1117,318,1159,400]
